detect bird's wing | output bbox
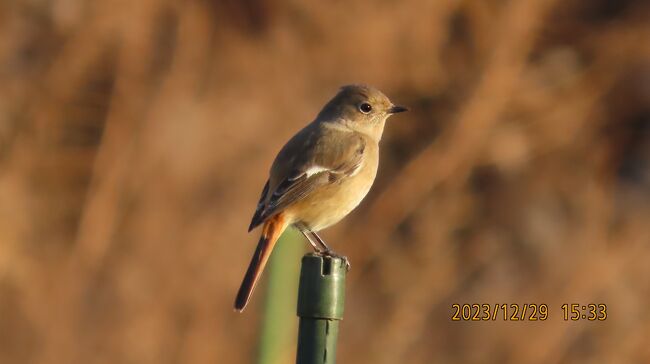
[248,180,269,231]
[248,125,366,231]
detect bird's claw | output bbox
[319,250,351,271]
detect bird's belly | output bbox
[291,163,377,231]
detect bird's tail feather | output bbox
[234,213,287,312]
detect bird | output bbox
[234,84,407,312]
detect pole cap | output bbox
[297,254,347,320]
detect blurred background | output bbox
[1,0,650,363]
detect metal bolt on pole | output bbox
[296,253,347,364]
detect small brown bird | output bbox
[234,84,407,312]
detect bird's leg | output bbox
[310,231,351,271]
[308,230,332,252]
[297,224,329,253]
[296,224,350,271]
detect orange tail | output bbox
[234,213,287,312]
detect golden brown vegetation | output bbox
[0,0,649,363]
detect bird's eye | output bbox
[359,103,373,114]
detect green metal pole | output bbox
[296,253,347,364]
[258,228,304,364]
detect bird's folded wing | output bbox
[248,129,366,230]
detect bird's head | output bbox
[317,84,407,140]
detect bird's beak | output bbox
[388,105,408,114]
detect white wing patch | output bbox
[304,165,329,178]
[285,165,329,183]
